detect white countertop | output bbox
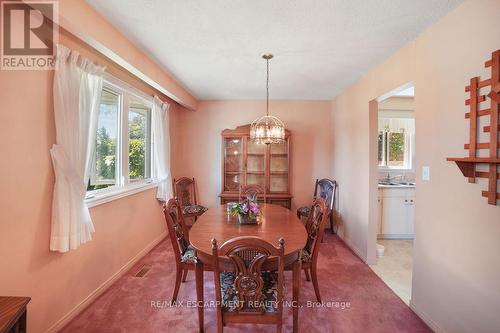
[378,184,415,189]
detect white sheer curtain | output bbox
[50,44,105,252]
[152,96,172,201]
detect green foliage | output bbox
[129,138,145,179]
[378,132,384,163]
[87,127,117,190]
[128,113,146,179]
[388,132,405,162]
[87,112,148,191]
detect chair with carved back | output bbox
[239,184,265,202]
[297,178,337,233]
[163,198,197,302]
[173,177,208,221]
[290,197,328,302]
[211,236,285,333]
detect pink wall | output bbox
[0,68,168,332]
[0,1,192,332]
[330,1,500,332]
[330,42,415,262]
[172,100,332,211]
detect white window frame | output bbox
[378,129,413,170]
[378,111,415,171]
[85,74,158,207]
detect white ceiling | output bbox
[86,0,462,100]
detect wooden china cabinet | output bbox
[219,124,292,208]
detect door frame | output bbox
[367,81,415,264]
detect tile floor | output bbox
[370,239,413,305]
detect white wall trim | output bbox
[59,16,194,110]
[28,0,197,111]
[377,81,414,102]
[85,181,158,208]
[410,299,446,333]
[45,231,168,333]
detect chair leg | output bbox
[330,212,335,234]
[217,314,223,333]
[195,262,205,332]
[172,266,182,303]
[182,269,188,282]
[311,263,321,303]
[303,268,311,281]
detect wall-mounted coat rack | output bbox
[447,50,500,205]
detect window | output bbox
[88,89,120,191]
[128,103,151,181]
[378,115,414,170]
[86,76,155,204]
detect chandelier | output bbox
[250,54,286,144]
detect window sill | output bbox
[85,181,158,208]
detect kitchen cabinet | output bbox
[378,187,415,239]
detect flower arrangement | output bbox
[231,193,261,224]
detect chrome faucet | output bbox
[385,173,405,182]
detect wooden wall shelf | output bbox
[446,158,500,178]
[447,50,500,205]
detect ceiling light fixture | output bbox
[250,54,285,144]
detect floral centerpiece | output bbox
[231,193,261,224]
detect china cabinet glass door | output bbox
[269,139,289,192]
[224,137,243,191]
[246,138,266,189]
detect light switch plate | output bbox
[422,166,430,181]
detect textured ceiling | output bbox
[86,0,463,100]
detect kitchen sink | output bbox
[378,181,415,186]
[398,182,416,186]
[378,181,400,186]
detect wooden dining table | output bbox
[189,203,307,333]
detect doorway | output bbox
[368,82,415,305]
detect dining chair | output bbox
[211,236,285,333]
[163,198,197,302]
[172,177,208,221]
[293,197,328,302]
[239,184,264,201]
[297,178,337,233]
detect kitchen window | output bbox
[378,114,415,170]
[86,76,156,206]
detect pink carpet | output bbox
[62,234,431,332]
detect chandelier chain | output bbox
[266,58,269,116]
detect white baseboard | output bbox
[410,299,445,333]
[46,231,168,333]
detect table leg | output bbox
[22,310,27,333]
[292,260,301,333]
[195,262,204,333]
